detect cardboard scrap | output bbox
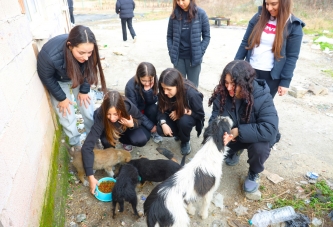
[262,170,284,184]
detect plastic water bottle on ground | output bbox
[249,206,296,227]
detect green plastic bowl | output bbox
[95,177,116,202]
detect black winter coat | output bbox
[209,79,278,146]
[167,6,210,67]
[115,0,135,19]
[125,76,158,130]
[82,98,150,176]
[37,34,90,101]
[157,83,205,136]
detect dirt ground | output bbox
[64,12,333,227]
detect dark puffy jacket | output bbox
[37,34,90,101]
[167,6,210,67]
[115,0,135,19]
[82,98,149,176]
[125,76,157,130]
[157,82,205,136]
[209,79,278,146]
[235,6,305,88]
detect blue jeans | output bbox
[174,58,201,87]
[49,81,94,146]
[121,18,136,41]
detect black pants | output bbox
[255,69,280,98]
[121,18,136,41]
[100,126,150,149]
[69,7,75,24]
[157,113,196,143]
[227,141,271,174]
[144,103,158,126]
[174,59,201,87]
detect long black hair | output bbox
[158,68,198,119]
[65,25,106,93]
[171,0,198,22]
[208,60,256,123]
[134,62,158,99]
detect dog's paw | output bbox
[83,180,89,187]
[187,204,196,216]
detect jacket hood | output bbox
[252,79,271,99]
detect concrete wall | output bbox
[0,0,70,226]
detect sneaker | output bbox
[123,144,133,152]
[71,144,82,152]
[243,170,260,193]
[174,136,180,141]
[133,36,137,43]
[225,149,244,166]
[151,132,163,143]
[180,141,191,155]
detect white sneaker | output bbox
[151,132,163,143]
[133,36,137,43]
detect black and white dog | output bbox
[144,116,232,227]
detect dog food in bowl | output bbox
[98,181,115,193]
[95,177,116,202]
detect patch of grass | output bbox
[272,180,333,218]
[322,69,333,77]
[259,185,266,191]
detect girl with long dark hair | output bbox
[125,62,163,143]
[167,0,210,87]
[208,60,279,193]
[81,90,150,194]
[157,68,204,155]
[37,25,106,147]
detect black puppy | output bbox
[112,164,140,219]
[129,157,182,186]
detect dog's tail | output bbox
[180,155,187,166]
[61,139,75,157]
[156,148,178,163]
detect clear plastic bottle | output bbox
[249,206,296,227]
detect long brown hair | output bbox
[208,60,255,123]
[171,0,198,22]
[134,62,158,99]
[247,0,292,59]
[101,90,132,146]
[158,68,194,119]
[65,25,106,93]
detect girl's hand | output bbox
[223,128,239,145]
[88,175,99,195]
[77,93,91,108]
[118,115,134,128]
[143,80,154,91]
[162,124,173,136]
[185,108,192,115]
[151,125,157,133]
[57,98,73,117]
[278,86,288,96]
[169,111,179,121]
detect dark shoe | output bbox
[174,136,180,141]
[181,141,191,155]
[225,150,244,166]
[243,170,260,193]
